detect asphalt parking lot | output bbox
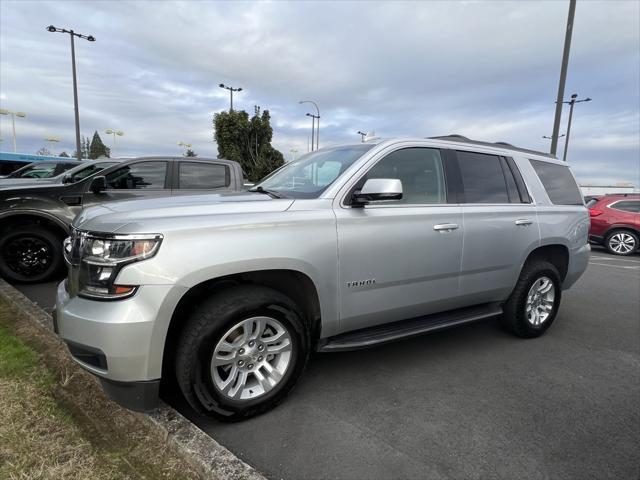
[14,248,640,480]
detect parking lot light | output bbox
[46,25,95,161]
[219,83,243,111]
[105,129,124,157]
[562,94,592,161]
[299,100,320,150]
[0,109,27,152]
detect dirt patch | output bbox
[0,296,206,479]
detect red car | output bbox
[588,194,640,255]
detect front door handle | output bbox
[433,223,459,231]
[515,219,533,226]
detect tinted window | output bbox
[70,163,116,182]
[106,162,167,189]
[530,160,583,205]
[365,148,446,204]
[457,151,509,203]
[179,162,229,189]
[612,200,640,213]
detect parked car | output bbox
[0,156,244,283]
[53,135,590,420]
[588,194,640,255]
[0,159,123,188]
[0,159,80,184]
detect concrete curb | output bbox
[0,279,266,480]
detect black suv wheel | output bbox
[0,226,64,283]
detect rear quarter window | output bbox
[529,160,583,205]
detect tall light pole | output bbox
[299,100,320,150]
[47,25,95,162]
[562,93,591,161]
[45,136,60,153]
[105,129,124,157]
[289,148,298,162]
[550,0,576,156]
[306,113,319,151]
[543,134,565,140]
[357,131,367,142]
[219,83,242,111]
[0,109,26,152]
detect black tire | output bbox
[501,260,562,338]
[0,226,64,283]
[175,285,310,421]
[604,229,639,256]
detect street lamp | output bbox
[105,129,124,157]
[177,141,192,154]
[219,83,242,111]
[289,148,298,162]
[46,25,95,162]
[305,113,320,151]
[562,93,591,161]
[543,134,565,140]
[0,109,27,152]
[299,100,320,150]
[44,136,60,153]
[357,131,367,142]
[550,0,577,156]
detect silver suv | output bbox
[55,135,589,420]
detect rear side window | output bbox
[611,200,640,213]
[530,160,583,205]
[179,162,229,189]
[457,151,509,203]
[106,161,167,189]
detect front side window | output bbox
[611,200,640,213]
[364,147,446,204]
[105,162,167,189]
[71,163,117,182]
[530,160,583,205]
[179,162,229,189]
[457,151,510,204]
[256,144,374,199]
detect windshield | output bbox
[256,144,374,198]
[8,163,59,178]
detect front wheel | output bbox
[0,226,64,283]
[175,285,310,421]
[501,260,562,338]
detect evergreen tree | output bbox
[213,106,284,182]
[88,131,110,159]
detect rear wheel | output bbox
[501,260,561,338]
[605,230,638,256]
[0,226,64,283]
[175,285,310,421]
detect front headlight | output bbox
[71,233,163,300]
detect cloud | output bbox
[0,0,638,185]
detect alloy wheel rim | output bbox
[3,236,52,277]
[525,276,555,326]
[609,233,635,254]
[210,316,293,401]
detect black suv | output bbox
[0,156,244,283]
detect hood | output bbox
[74,192,295,233]
[0,177,59,188]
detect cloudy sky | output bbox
[1,0,638,185]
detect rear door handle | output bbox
[433,223,459,231]
[515,219,533,226]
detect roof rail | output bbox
[428,134,556,159]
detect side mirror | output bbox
[62,174,73,184]
[352,178,403,206]
[90,175,107,193]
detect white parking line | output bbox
[588,261,640,270]
[590,255,640,264]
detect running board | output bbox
[318,303,502,352]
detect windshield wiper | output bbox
[249,186,284,199]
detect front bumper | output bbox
[55,280,187,410]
